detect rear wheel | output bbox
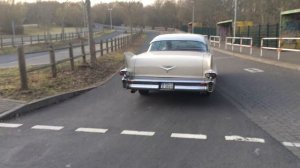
[139,90,149,96]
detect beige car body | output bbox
[121,34,217,94]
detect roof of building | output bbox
[217,20,233,25]
[150,34,207,43]
[281,9,300,16]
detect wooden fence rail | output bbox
[16,32,142,90]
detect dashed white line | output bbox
[225,135,265,143]
[0,123,23,128]
[282,142,300,148]
[244,68,264,73]
[31,125,64,131]
[75,128,108,133]
[171,133,207,140]
[121,130,155,136]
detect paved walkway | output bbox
[0,98,24,115]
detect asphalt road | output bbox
[0,32,299,168]
[0,31,125,68]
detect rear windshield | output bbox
[149,40,208,52]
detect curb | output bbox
[0,68,121,121]
[212,48,300,72]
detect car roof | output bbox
[150,33,207,43]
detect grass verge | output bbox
[0,33,146,101]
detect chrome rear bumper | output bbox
[122,77,215,92]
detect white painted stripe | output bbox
[225,135,265,143]
[75,128,108,133]
[0,123,22,128]
[282,142,294,147]
[171,133,207,140]
[31,125,63,131]
[282,142,300,148]
[244,68,264,73]
[121,130,155,136]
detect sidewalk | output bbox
[0,98,25,115]
[214,42,300,66]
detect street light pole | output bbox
[108,8,113,30]
[233,0,237,37]
[192,1,195,34]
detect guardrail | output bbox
[260,37,300,60]
[225,37,253,55]
[209,36,221,48]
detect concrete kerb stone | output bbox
[212,47,300,72]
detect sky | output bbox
[18,0,155,6]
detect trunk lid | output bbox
[132,51,205,78]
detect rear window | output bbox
[149,40,208,52]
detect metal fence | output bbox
[180,24,280,47]
[236,24,280,47]
[0,29,103,48]
[180,25,217,36]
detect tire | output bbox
[139,90,149,96]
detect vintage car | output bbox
[120,33,217,96]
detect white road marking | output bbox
[75,128,108,133]
[225,135,265,143]
[244,68,264,73]
[171,133,207,140]
[121,130,155,136]
[0,123,22,128]
[31,125,63,131]
[282,142,300,148]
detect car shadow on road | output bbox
[138,91,220,107]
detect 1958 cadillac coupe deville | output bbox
[120,34,217,96]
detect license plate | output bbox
[160,83,174,90]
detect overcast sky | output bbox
[18,0,155,6]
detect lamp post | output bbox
[108,8,113,30]
[192,0,195,34]
[233,0,237,37]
